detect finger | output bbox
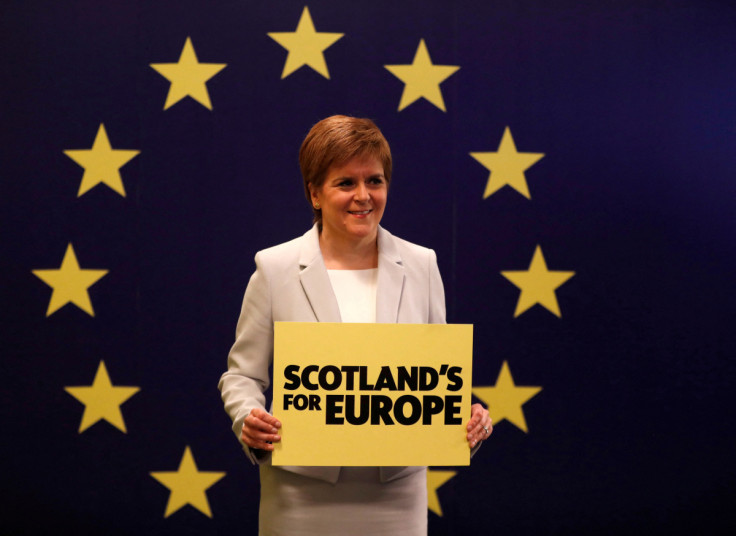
[245,434,280,449]
[241,429,272,450]
[246,417,278,435]
[250,409,282,429]
[466,412,481,431]
[242,414,282,447]
[468,426,484,443]
[244,436,275,451]
[466,414,479,430]
[478,417,492,438]
[468,416,492,443]
[243,425,281,446]
[242,428,281,449]
[243,425,281,442]
[246,413,281,434]
[251,408,281,428]
[466,404,489,445]
[241,430,266,448]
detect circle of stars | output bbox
[31,3,580,520]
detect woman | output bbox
[219,115,492,535]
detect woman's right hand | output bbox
[241,408,282,451]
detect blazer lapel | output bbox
[375,226,405,323]
[298,225,342,323]
[298,225,405,323]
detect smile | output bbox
[348,210,372,215]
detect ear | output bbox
[309,185,320,207]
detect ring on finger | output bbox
[482,425,490,435]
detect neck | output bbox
[319,227,379,269]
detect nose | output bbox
[354,181,369,202]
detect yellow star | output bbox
[472,361,542,433]
[267,6,344,79]
[64,361,140,433]
[32,243,108,317]
[470,127,544,199]
[501,245,575,318]
[63,123,139,197]
[427,469,456,517]
[150,37,227,110]
[384,39,460,112]
[150,447,226,518]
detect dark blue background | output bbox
[2,0,734,534]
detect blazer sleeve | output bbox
[218,252,274,464]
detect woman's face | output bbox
[311,155,388,246]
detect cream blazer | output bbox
[219,224,446,484]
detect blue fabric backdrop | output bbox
[2,0,734,534]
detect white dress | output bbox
[258,269,428,536]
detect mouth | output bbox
[348,210,372,216]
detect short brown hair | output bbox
[299,115,392,225]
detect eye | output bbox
[337,179,354,188]
[368,176,385,185]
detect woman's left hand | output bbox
[466,403,492,448]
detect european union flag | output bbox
[3,1,734,534]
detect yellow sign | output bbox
[272,322,473,466]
